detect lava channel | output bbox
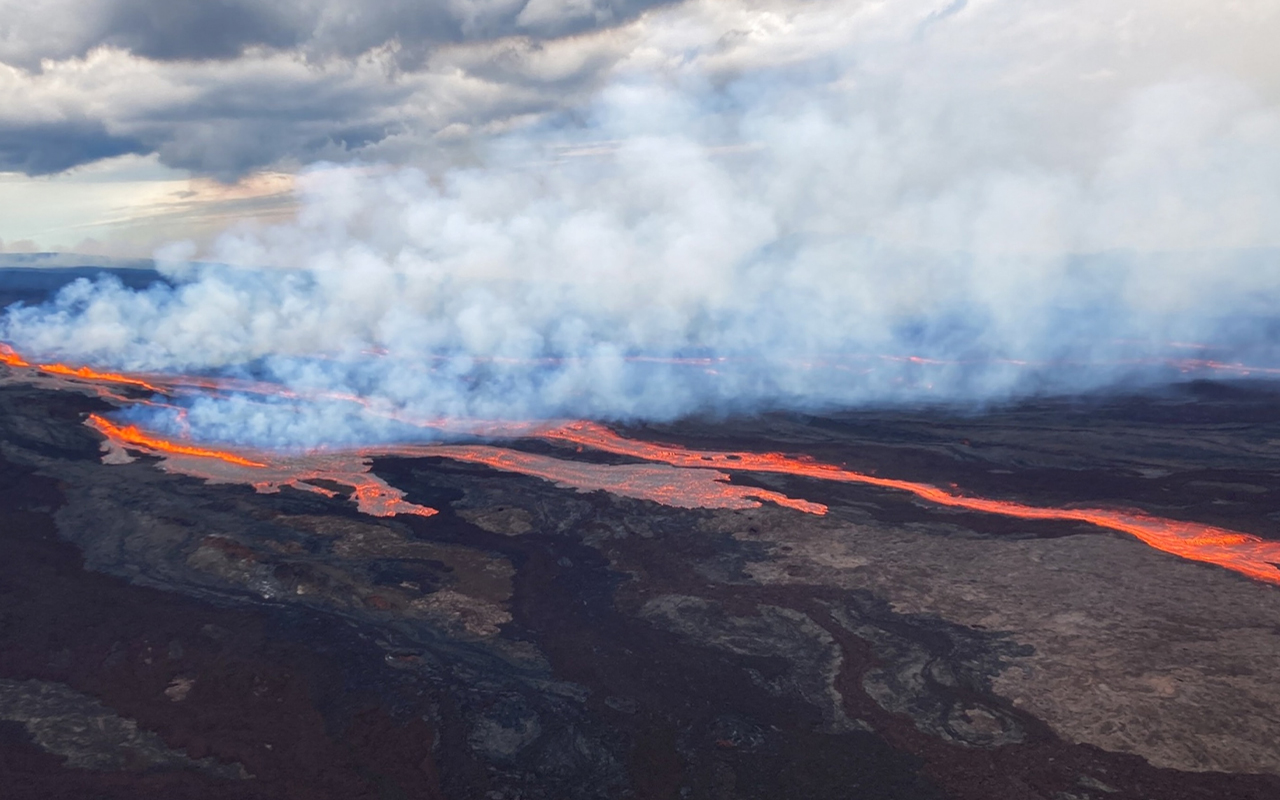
[406,444,826,513]
[87,415,437,519]
[535,421,1280,586]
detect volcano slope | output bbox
[1,375,1280,799]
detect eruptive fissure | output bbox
[3,343,1279,585]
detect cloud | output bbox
[0,0,1274,181]
[0,0,679,178]
[0,119,146,174]
[0,11,645,177]
[0,47,419,178]
[0,0,678,68]
[99,0,302,61]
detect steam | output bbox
[4,0,1280,447]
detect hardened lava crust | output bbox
[1,379,1279,799]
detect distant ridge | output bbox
[0,252,155,271]
[0,256,168,309]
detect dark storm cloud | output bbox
[0,46,424,179]
[0,0,671,178]
[0,0,677,67]
[127,65,416,178]
[151,117,398,179]
[99,0,302,61]
[0,120,147,175]
[298,0,678,63]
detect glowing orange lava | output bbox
[85,414,437,519]
[0,343,30,367]
[537,422,1280,585]
[6,342,1280,585]
[415,444,828,513]
[2,344,164,394]
[88,414,268,468]
[40,363,164,393]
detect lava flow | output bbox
[86,415,437,519]
[536,422,1280,586]
[0,343,28,367]
[421,444,827,513]
[38,363,164,393]
[87,414,822,517]
[1,344,163,393]
[6,341,1280,585]
[89,414,267,468]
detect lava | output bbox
[88,414,267,468]
[1,344,164,397]
[0,343,29,367]
[85,417,827,516]
[38,363,164,393]
[537,422,1280,585]
[418,444,827,513]
[86,415,437,519]
[6,341,1280,585]
[1170,359,1280,378]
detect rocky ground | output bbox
[1,378,1279,799]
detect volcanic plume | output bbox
[2,1,1279,445]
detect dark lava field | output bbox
[2,372,1280,800]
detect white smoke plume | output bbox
[5,0,1280,447]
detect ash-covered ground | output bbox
[2,373,1280,800]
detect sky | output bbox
[3,0,1280,442]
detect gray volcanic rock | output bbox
[0,679,248,779]
[639,595,863,734]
